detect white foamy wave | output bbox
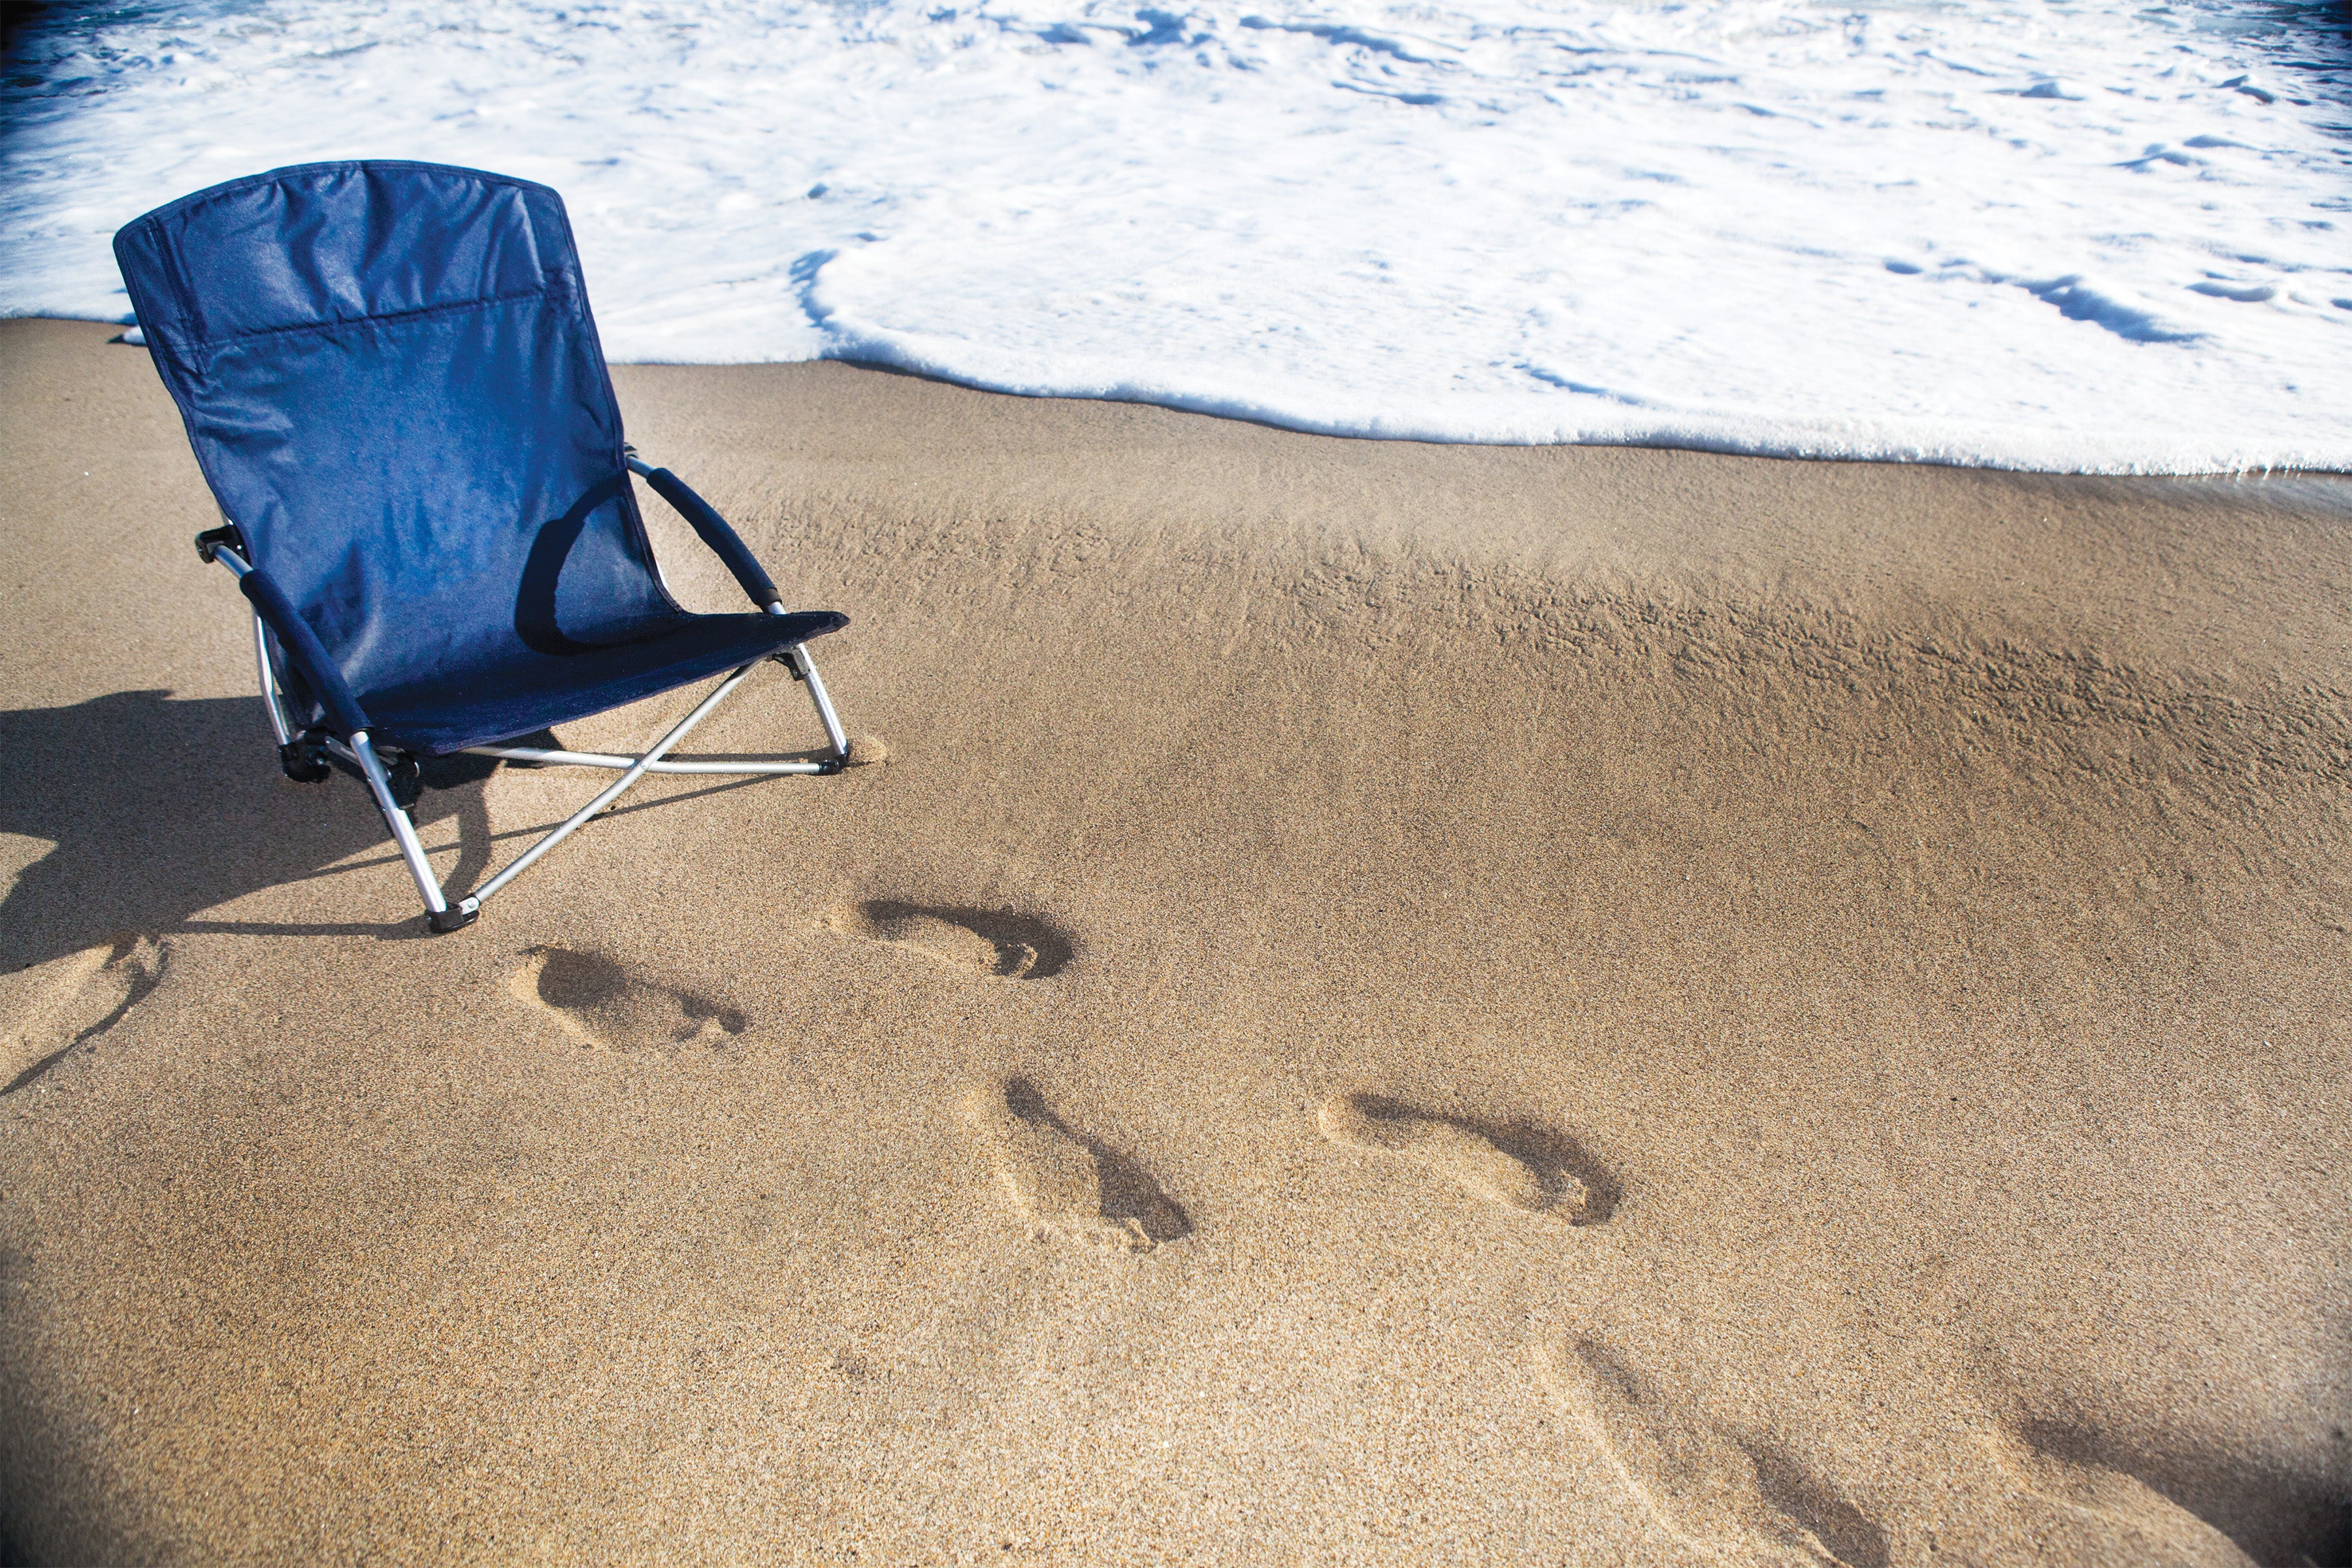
[3,0,2348,472]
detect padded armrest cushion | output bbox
[240,567,370,738]
[640,467,781,612]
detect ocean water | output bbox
[3,0,2348,472]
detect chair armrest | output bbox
[238,567,370,739]
[636,466,783,613]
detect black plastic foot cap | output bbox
[278,741,331,783]
[385,755,423,809]
[427,905,479,934]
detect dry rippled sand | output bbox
[1,319,2346,1565]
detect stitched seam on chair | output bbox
[185,284,557,353]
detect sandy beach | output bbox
[1,314,2345,1563]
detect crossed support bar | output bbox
[204,497,849,935]
[414,642,843,932]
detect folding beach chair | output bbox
[114,161,851,934]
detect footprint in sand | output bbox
[1317,1092,1608,1222]
[1980,1421,2255,1568]
[1535,1340,1885,1568]
[1,936,167,1094]
[508,947,746,1052]
[826,901,1071,980]
[963,1075,1186,1253]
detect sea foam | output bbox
[3,0,2347,473]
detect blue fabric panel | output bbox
[360,608,846,757]
[644,467,780,610]
[112,161,843,756]
[117,167,551,346]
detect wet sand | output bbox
[1,316,2347,1565]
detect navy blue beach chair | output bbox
[115,161,852,932]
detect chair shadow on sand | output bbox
[0,689,789,972]
[0,691,489,970]
[0,691,837,973]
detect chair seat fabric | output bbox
[348,608,847,757]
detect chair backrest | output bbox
[115,161,682,704]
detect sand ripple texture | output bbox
[4,0,2350,472]
[3,329,2347,1564]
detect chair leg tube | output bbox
[462,745,828,776]
[252,610,293,747]
[788,645,851,761]
[393,646,845,933]
[350,730,455,921]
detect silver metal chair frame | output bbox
[203,461,849,933]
